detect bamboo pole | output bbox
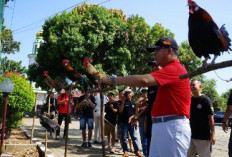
[100,92,106,157]
[64,84,73,157]
[30,93,38,144]
[47,91,51,116]
[45,130,48,157]
[87,86,116,93]
[45,90,52,157]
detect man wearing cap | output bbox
[75,91,96,148]
[104,91,118,153]
[119,89,143,157]
[93,92,108,144]
[129,59,161,157]
[56,87,74,140]
[98,37,191,157]
[135,87,149,157]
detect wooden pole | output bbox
[64,84,73,157]
[45,130,48,157]
[87,86,116,93]
[31,93,38,144]
[0,94,8,155]
[100,92,106,157]
[47,92,51,116]
[45,89,52,157]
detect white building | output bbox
[28,30,47,111]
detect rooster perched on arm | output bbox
[62,59,89,90]
[43,71,63,89]
[83,58,109,85]
[188,0,231,66]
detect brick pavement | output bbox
[22,118,230,157]
[22,117,139,157]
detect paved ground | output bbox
[22,118,230,157]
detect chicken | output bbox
[40,115,60,136]
[83,58,109,85]
[62,59,88,90]
[188,0,231,66]
[43,71,63,89]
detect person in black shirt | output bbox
[187,79,215,157]
[128,59,160,156]
[104,92,118,153]
[75,91,96,148]
[116,90,133,153]
[135,88,148,157]
[119,89,143,157]
[222,89,232,157]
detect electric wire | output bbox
[12,0,89,34]
[11,0,113,35]
[214,70,230,82]
[9,0,16,29]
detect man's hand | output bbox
[134,122,138,130]
[222,123,228,133]
[210,133,216,145]
[98,78,112,89]
[87,98,92,104]
[128,115,138,125]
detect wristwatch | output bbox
[110,76,117,86]
[222,121,227,124]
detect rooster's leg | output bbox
[202,57,209,67]
[211,55,218,64]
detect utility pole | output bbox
[0,0,6,68]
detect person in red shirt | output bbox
[56,87,73,140]
[98,37,191,157]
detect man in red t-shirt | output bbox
[56,87,73,140]
[98,37,191,157]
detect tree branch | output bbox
[179,60,232,79]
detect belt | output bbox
[152,115,185,123]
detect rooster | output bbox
[40,115,60,137]
[83,58,109,85]
[188,0,231,66]
[62,59,88,90]
[43,71,63,89]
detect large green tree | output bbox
[178,41,202,72]
[197,77,226,111]
[0,56,26,75]
[1,24,20,54]
[27,4,174,90]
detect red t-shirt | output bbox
[57,93,73,114]
[150,59,191,118]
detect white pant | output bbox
[94,115,101,142]
[149,117,191,157]
[187,139,211,157]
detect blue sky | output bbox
[2,0,232,95]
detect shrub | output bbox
[0,73,35,128]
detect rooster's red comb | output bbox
[83,58,92,63]
[188,0,194,4]
[83,58,92,68]
[43,71,48,76]
[62,59,70,65]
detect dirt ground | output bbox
[2,128,39,157]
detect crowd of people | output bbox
[41,37,232,157]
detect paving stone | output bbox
[22,118,230,157]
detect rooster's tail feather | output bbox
[220,24,232,51]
